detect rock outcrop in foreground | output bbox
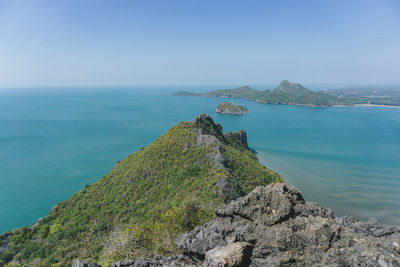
[111,183,400,267]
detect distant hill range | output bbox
[174,81,400,107]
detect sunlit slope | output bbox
[0,114,281,266]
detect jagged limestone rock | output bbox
[193,114,224,138]
[111,255,202,267]
[174,183,400,266]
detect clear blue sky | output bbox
[0,0,399,87]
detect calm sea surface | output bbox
[1,87,399,233]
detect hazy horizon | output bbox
[1,83,400,92]
[1,0,400,87]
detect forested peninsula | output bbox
[174,80,400,107]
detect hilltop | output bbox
[174,80,350,107]
[0,114,281,266]
[215,102,248,115]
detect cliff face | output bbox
[111,183,400,267]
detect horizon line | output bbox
[1,82,400,90]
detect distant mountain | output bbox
[0,114,281,266]
[174,80,349,107]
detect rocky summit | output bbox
[109,183,400,267]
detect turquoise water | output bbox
[1,87,399,233]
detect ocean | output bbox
[1,87,399,233]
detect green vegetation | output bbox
[0,115,282,266]
[216,102,248,114]
[175,82,400,107]
[174,80,351,107]
[100,199,210,266]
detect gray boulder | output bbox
[111,255,202,266]
[175,183,400,266]
[204,242,253,267]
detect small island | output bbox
[216,102,248,115]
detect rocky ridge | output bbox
[104,183,400,267]
[0,114,282,266]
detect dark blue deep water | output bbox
[1,87,399,232]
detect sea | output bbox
[1,86,399,233]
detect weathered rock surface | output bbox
[0,238,9,254]
[204,242,253,267]
[190,114,248,201]
[111,255,202,267]
[190,114,229,170]
[193,114,224,138]
[78,183,400,266]
[174,183,400,266]
[190,127,227,170]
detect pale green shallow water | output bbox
[1,87,399,233]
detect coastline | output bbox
[215,109,246,115]
[353,104,400,109]
[175,94,400,109]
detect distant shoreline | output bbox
[352,104,400,109]
[175,93,400,109]
[173,80,400,109]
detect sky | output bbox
[0,0,399,88]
